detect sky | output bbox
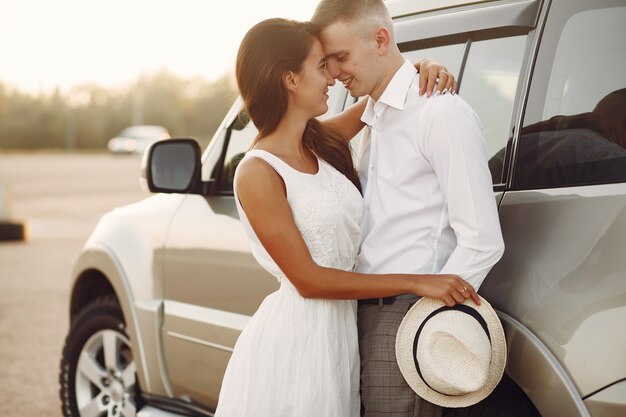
[0,0,320,94]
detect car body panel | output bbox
[584,380,626,417]
[159,193,277,407]
[71,245,170,397]
[388,0,487,14]
[498,311,590,417]
[70,194,186,396]
[162,195,276,316]
[161,301,247,407]
[81,194,184,301]
[482,184,626,397]
[393,0,541,43]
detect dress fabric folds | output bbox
[214,149,364,417]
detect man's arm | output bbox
[419,95,505,290]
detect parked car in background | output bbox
[107,125,170,155]
[59,0,626,416]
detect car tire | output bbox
[443,373,541,417]
[59,295,142,417]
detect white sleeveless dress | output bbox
[214,149,363,417]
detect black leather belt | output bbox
[358,296,396,306]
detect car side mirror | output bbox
[142,138,202,193]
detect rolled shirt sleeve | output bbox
[418,94,505,290]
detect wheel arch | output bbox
[69,243,170,398]
[70,268,117,322]
[498,311,591,417]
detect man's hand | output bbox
[415,58,458,98]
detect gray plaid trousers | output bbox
[358,294,443,417]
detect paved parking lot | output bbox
[0,152,149,416]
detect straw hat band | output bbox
[412,304,491,396]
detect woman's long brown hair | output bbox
[236,18,361,192]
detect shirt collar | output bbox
[360,59,417,127]
[360,97,377,127]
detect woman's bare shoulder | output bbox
[235,154,285,196]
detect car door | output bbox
[156,104,274,408]
[480,1,626,415]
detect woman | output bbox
[214,18,476,417]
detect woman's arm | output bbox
[235,158,479,307]
[323,98,368,143]
[322,58,459,141]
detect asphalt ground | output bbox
[0,152,149,417]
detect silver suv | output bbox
[59,1,626,416]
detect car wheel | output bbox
[60,295,141,417]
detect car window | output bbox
[459,36,527,185]
[514,6,626,189]
[216,118,257,194]
[403,44,465,87]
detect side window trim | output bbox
[506,0,551,189]
[455,38,471,91]
[213,126,235,196]
[393,0,541,45]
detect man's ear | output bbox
[374,27,391,54]
[283,70,298,92]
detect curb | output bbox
[0,221,27,241]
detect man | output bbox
[311,1,506,416]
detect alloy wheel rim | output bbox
[75,329,137,417]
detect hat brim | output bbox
[395,296,507,408]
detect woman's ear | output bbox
[283,70,298,92]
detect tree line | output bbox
[0,71,238,150]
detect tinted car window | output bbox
[403,43,465,86]
[460,36,527,184]
[515,6,626,189]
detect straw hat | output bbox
[395,296,506,408]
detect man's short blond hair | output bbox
[312,0,394,42]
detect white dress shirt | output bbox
[355,60,504,290]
